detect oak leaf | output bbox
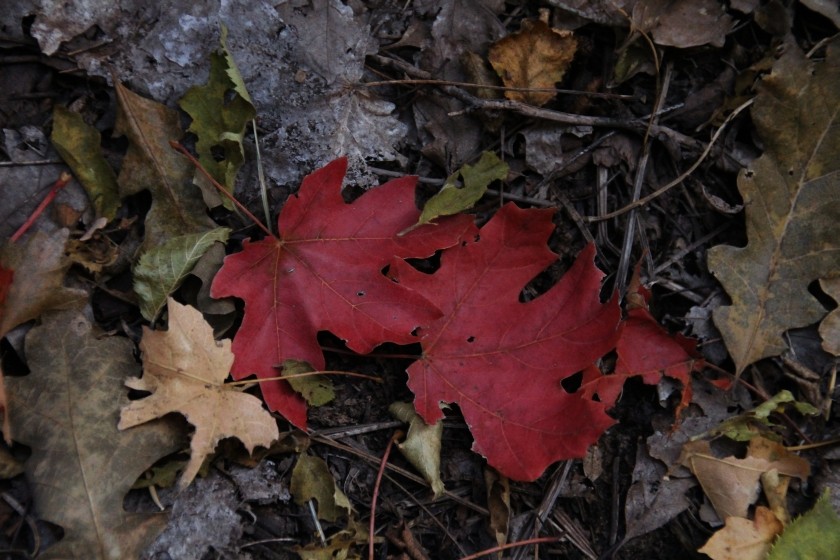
[5,309,183,559]
[632,0,734,49]
[290,453,368,559]
[291,453,353,523]
[119,298,279,489]
[707,38,840,374]
[211,157,473,428]
[389,204,621,481]
[581,272,701,418]
[280,359,336,407]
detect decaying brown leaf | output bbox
[698,506,783,560]
[0,230,87,442]
[485,468,510,549]
[707,38,840,374]
[119,298,278,489]
[5,309,183,559]
[488,19,577,106]
[632,0,734,48]
[679,437,809,519]
[114,81,215,249]
[0,230,86,339]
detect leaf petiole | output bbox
[225,369,383,387]
[10,172,72,243]
[169,140,274,238]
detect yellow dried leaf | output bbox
[699,506,783,560]
[389,401,445,498]
[488,19,577,106]
[119,298,278,489]
[679,437,809,519]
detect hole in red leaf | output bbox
[560,371,583,394]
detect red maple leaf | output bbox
[211,158,473,428]
[581,271,702,419]
[389,204,621,481]
[0,266,12,314]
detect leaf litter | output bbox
[0,3,839,559]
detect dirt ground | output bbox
[1,1,839,559]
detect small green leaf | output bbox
[133,228,230,321]
[51,105,120,219]
[179,24,256,208]
[769,491,840,560]
[389,401,445,498]
[290,453,352,523]
[281,359,335,406]
[707,390,819,442]
[415,151,508,228]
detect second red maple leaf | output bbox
[390,204,622,481]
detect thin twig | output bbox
[369,431,401,560]
[584,97,753,223]
[311,420,404,439]
[308,499,327,546]
[225,369,383,387]
[252,120,273,235]
[512,461,574,560]
[309,434,488,515]
[2,492,40,557]
[368,54,702,151]
[169,141,274,238]
[0,159,64,167]
[382,475,470,557]
[10,171,72,242]
[614,61,673,297]
[457,536,562,560]
[363,78,635,99]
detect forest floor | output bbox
[1,1,839,559]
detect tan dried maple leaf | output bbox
[119,298,278,489]
[699,506,783,560]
